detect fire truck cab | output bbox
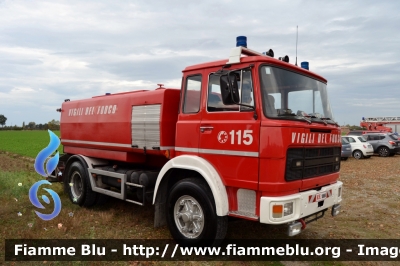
[58,37,342,246]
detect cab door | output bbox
[198,68,260,190]
[175,74,203,156]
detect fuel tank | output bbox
[60,88,180,164]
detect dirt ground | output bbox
[0,151,34,172]
[1,151,400,265]
[1,150,400,239]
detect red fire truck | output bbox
[360,118,393,133]
[56,37,343,246]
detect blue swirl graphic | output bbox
[29,180,62,221]
[34,130,61,177]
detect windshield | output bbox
[389,134,398,140]
[341,138,349,144]
[259,65,335,124]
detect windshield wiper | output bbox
[277,113,296,116]
[321,117,340,126]
[304,115,328,125]
[298,116,312,124]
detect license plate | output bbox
[315,192,327,202]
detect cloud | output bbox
[0,0,399,128]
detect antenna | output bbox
[295,25,298,66]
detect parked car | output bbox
[346,130,381,136]
[341,137,352,160]
[363,133,400,157]
[341,136,374,159]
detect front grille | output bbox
[285,147,341,181]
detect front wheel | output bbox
[166,178,228,247]
[353,150,364,160]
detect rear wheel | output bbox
[353,150,363,160]
[378,147,390,157]
[65,161,97,207]
[166,178,228,247]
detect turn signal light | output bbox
[272,205,283,218]
[164,150,170,159]
[272,202,294,218]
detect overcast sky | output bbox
[0,0,399,127]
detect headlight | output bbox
[284,202,294,216]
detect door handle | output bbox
[200,126,214,133]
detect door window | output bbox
[207,69,254,112]
[183,75,202,113]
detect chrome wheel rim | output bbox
[354,151,362,159]
[173,195,204,239]
[71,171,83,199]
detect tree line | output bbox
[0,114,60,130]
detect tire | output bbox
[166,178,228,247]
[378,147,390,157]
[65,161,97,207]
[341,157,348,161]
[353,150,363,160]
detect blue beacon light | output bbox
[301,61,309,70]
[236,36,247,48]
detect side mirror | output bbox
[220,73,240,105]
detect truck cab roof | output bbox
[183,51,327,84]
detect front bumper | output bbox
[259,181,343,224]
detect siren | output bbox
[279,55,289,63]
[263,49,274,57]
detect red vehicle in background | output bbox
[55,37,343,246]
[360,117,394,133]
[346,130,381,136]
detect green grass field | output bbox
[0,130,63,158]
